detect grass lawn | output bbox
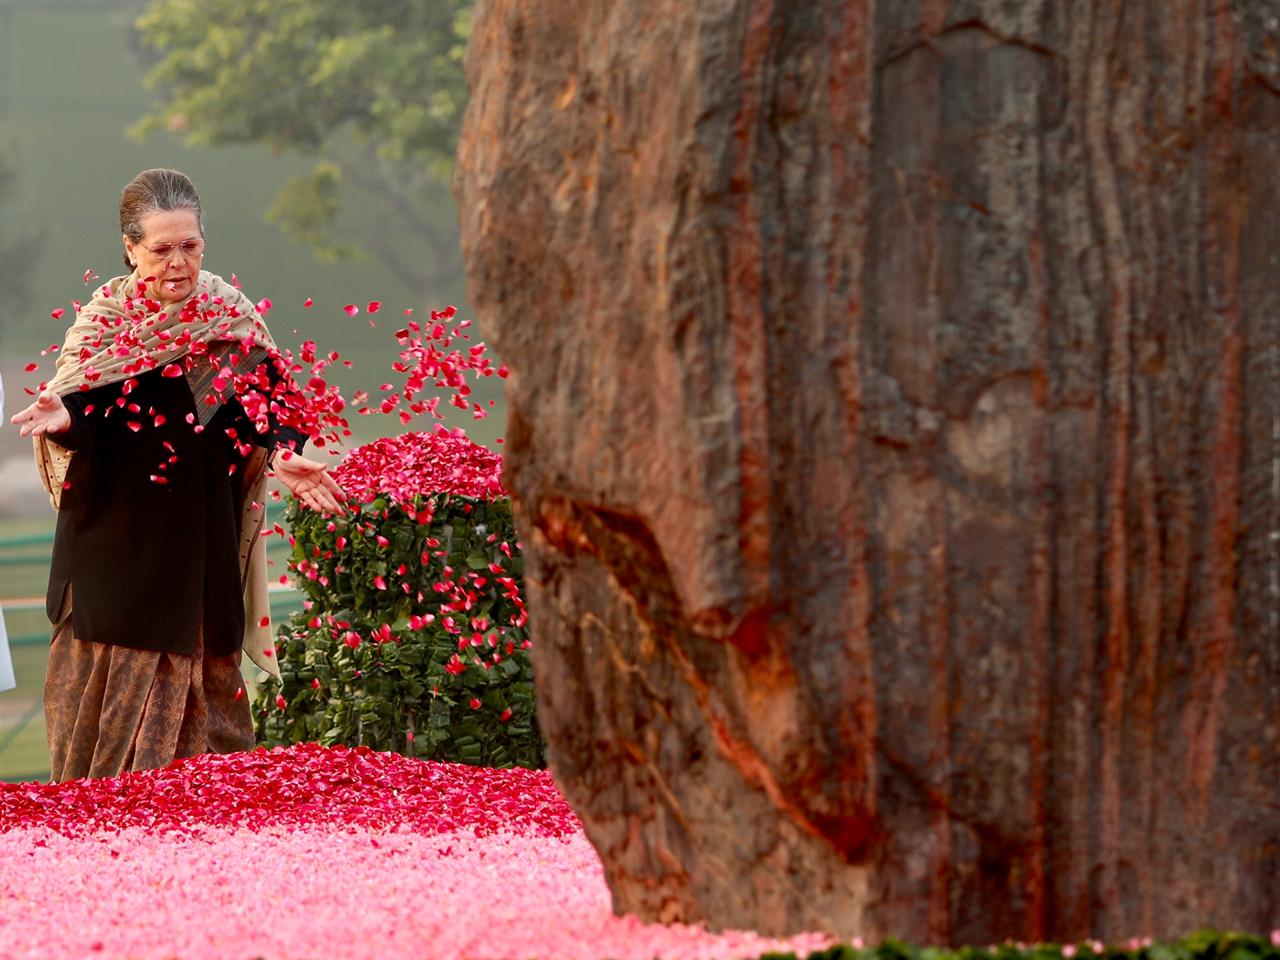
[0,643,52,781]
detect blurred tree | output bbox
[132,0,471,296]
[0,123,44,343]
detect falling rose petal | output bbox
[259,616,271,628]
[343,304,359,317]
[82,268,99,284]
[275,695,287,710]
[303,297,314,308]
[24,362,38,372]
[21,277,493,526]
[50,308,65,320]
[127,422,141,433]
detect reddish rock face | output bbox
[456,0,1280,945]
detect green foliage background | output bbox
[133,0,472,296]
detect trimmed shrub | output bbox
[769,930,1279,960]
[253,431,544,769]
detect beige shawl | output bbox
[33,270,284,677]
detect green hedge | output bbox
[771,930,1278,960]
[253,487,544,769]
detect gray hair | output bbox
[119,168,205,269]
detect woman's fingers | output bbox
[275,457,346,513]
[288,474,343,514]
[302,490,341,514]
[12,393,68,436]
[318,471,346,498]
[310,482,342,512]
[11,400,38,425]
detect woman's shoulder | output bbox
[199,271,247,298]
[198,271,263,317]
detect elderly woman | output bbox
[11,168,344,781]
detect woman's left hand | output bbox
[274,450,347,513]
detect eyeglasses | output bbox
[139,237,205,261]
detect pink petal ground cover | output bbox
[0,745,833,960]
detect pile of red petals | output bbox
[0,745,834,960]
[332,429,505,507]
[0,742,569,838]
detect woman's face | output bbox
[123,209,204,306]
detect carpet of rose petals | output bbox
[0,744,834,960]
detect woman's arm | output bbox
[232,354,309,455]
[228,354,346,512]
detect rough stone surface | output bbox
[456,0,1280,945]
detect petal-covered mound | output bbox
[332,430,505,506]
[0,744,832,960]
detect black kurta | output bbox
[45,367,303,658]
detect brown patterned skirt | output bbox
[43,591,255,782]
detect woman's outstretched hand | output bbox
[274,449,347,514]
[11,391,71,438]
